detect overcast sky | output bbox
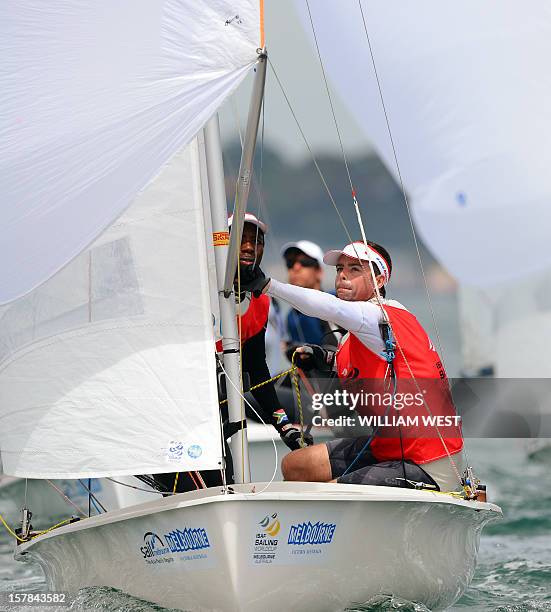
[219,0,373,163]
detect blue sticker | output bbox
[188,444,202,459]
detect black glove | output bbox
[236,264,270,297]
[279,423,314,451]
[292,344,335,373]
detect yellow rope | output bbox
[172,472,180,494]
[218,366,296,405]
[0,512,27,543]
[0,513,74,543]
[33,518,74,537]
[290,351,305,445]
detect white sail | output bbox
[0,0,264,477]
[294,1,551,288]
[0,0,261,304]
[295,1,551,376]
[0,139,224,478]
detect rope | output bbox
[45,480,86,517]
[0,513,74,544]
[105,477,164,495]
[218,366,296,405]
[290,352,306,446]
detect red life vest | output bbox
[335,304,463,464]
[215,293,270,352]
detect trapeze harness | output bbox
[335,304,463,465]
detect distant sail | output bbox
[294,1,551,287]
[0,0,261,303]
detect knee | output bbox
[281,445,331,482]
[281,451,302,481]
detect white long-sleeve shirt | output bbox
[267,279,407,357]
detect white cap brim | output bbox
[228,213,267,234]
[323,242,390,283]
[322,250,346,266]
[281,240,324,267]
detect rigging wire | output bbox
[45,480,87,517]
[269,50,463,486]
[356,0,447,368]
[268,58,357,249]
[302,2,463,483]
[78,479,107,514]
[304,0,355,194]
[105,477,164,495]
[356,0,468,480]
[218,360,279,495]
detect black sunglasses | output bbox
[285,255,319,269]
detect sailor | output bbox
[281,240,341,356]
[218,212,312,452]
[238,240,465,492]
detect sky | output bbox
[219,0,373,163]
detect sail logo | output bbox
[165,440,184,463]
[140,532,171,559]
[187,444,202,459]
[287,521,336,546]
[164,527,210,553]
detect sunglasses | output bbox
[285,255,319,269]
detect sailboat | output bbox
[0,2,500,610]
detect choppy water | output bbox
[1,439,550,611]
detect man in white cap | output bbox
[281,241,339,351]
[238,239,465,493]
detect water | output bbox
[1,439,550,611]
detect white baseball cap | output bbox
[323,241,391,283]
[281,240,324,267]
[228,212,268,234]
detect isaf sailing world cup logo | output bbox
[259,513,280,537]
[253,513,281,564]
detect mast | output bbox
[204,115,250,484]
[203,52,267,485]
[223,51,267,296]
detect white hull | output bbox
[17,482,501,611]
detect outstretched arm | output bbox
[267,279,382,336]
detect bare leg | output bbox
[281,443,333,482]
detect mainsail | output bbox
[0,1,263,477]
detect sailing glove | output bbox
[279,423,314,451]
[237,264,270,297]
[293,344,335,373]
